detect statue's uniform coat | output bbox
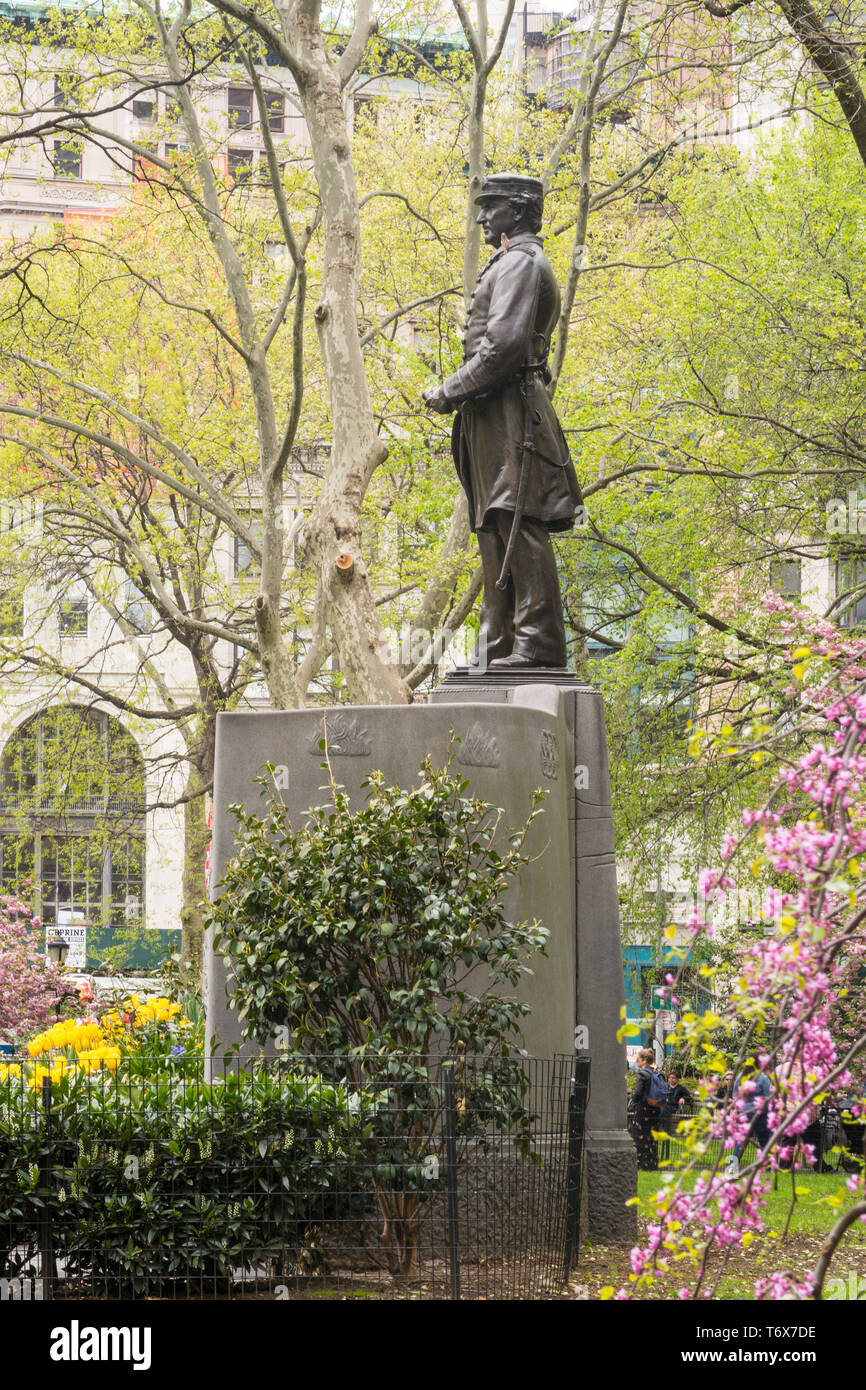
[443,232,581,534]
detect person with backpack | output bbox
[629,1048,670,1171]
[725,1064,772,1176]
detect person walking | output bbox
[726,1065,771,1175]
[630,1048,669,1171]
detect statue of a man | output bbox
[423,173,581,670]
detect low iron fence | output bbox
[654,1101,865,1174]
[0,1054,589,1301]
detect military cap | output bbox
[474,173,544,205]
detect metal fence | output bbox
[654,1101,865,1173]
[0,1054,589,1301]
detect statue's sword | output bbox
[496,328,548,593]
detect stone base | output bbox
[585,1131,638,1245]
[207,685,639,1244]
[431,675,640,1245]
[206,697,576,1060]
[440,665,586,689]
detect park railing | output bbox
[0,1054,589,1301]
[655,1099,865,1174]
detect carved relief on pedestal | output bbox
[540,728,559,779]
[307,713,371,756]
[457,721,501,768]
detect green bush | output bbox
[206,757,550,1278]
[208,758,548,1060]
[0,1064,374,1296]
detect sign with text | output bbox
[55,911,87,969]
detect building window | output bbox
[770,556,802,600]
[53,74,79,110]
[0,589,23,637]
[228,86,253,129]
[0,708,145,946]
[0,706,144,815]
[51,140,82,180]
[132,91,156,122]
[836,555,866,628]
[58,584,88,636]
[164,89,182,124]
[235,533,255,574]
[40,835,105,929]
[164,143,189,163]
[227,147,254,185]
[0,832,34,896]
[132,141,158,179]
[122,580,157,635]
[110,835,144,925]
[265,91,285,132]
[234,514,263,575]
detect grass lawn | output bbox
[640,1168,866,1235]
[573,1169,866,1301]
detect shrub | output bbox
[0,1062,374,1296]
[206,757,550,1278]
[207,758,548,1060]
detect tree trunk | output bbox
[179,763,210,979]
[462,72,486,308]
[257,472,303,709]
[287,17,409,705]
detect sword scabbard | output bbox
[496,369,537,591]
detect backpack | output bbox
[641,1068,670,1108]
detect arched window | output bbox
[0,707,145,944]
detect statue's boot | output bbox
[489,652,552,669]
[470,625,513,666]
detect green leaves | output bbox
[206,757,548,1063]
[0,1066,374,1295]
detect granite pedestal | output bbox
[204,672,636,1243]
[430,670,637,1242]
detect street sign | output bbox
[55,910,87,969]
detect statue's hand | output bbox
[423,385,454,415]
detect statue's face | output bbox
[476,195,519,248]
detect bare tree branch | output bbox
[338,0,379,88]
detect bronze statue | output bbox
[423,173,581,669]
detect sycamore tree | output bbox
[0,0,439,706]
[0,2,519,962]
[0,0,796,701]
[0,0,526,969]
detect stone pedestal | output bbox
[205,691,576,1061]
[205,671,636,1243]
[431,670,637,1243]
